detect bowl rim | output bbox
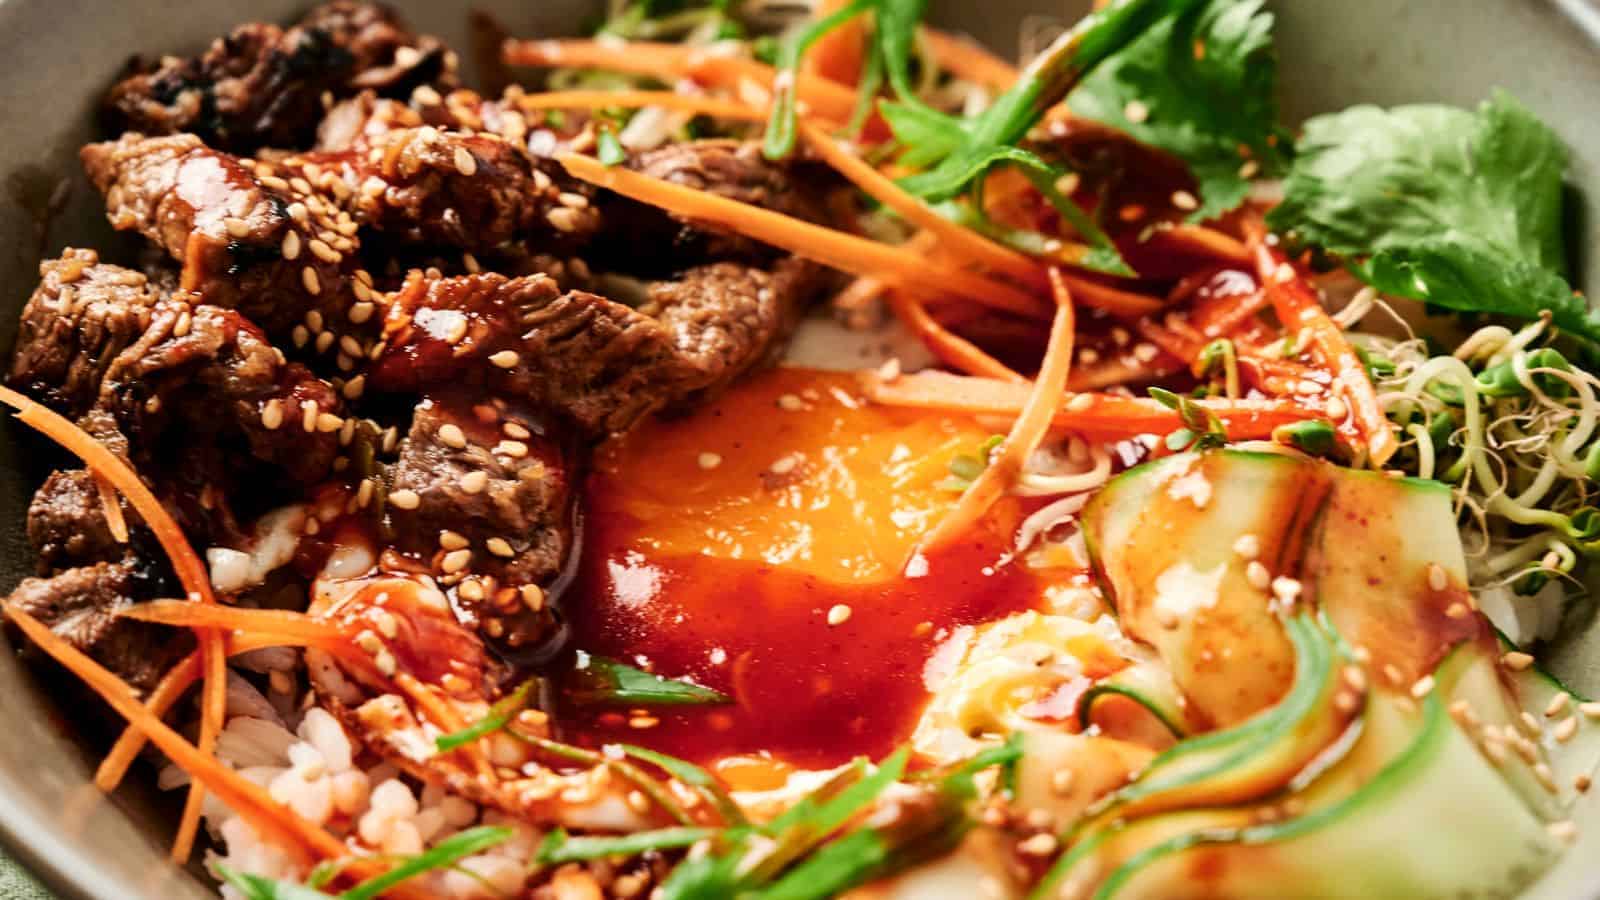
[6,2,1600,899]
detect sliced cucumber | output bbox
[1081,451,1322,727]
[1076,661,1188,742]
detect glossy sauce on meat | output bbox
[557,368,1049,767]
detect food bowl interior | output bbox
[0,0,1598,897]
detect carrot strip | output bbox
[799,121,1047,288]
[513,89,767,121]
[0,385,227,863]
[92,474,129,543]
[96,632,358,793]
[3,608,427,894]
[173,641,226,861]
[806,0,867,85]
[393,673,495,782]
[502,40,858,122]
[919,270,1076,553]
[887,290,1025,382]
[921,28,1019,91]
[1245,229,1397,465]
[863,369,1324,441]
[1160,224,1251,265]
[118,600,349,641]
[560,152,1051,318]
[1054,275,1165,319]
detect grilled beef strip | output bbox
[385,397,575,658]
[103,1,454,152]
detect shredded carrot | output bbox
[0,384,227,862]
[799,121,1047,288]
[1157,224,1252,266]
[393,673,495,781]
[92,473,129,543]
[888,290,1026,382]
[513,89,768,121]
[1054,274,1165,320]
[919,270,1076,554]
[832,273,890,313]
[863,369,1323,441]
[502,39,858,122]
[560,152,1051,318]
[921,28,1019,91]
[173,641,226,861]
[806,0,867,85]
[1244,227,1398,465]
[96,632,352,793]
[119,600,349,640]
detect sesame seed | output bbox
[372,608,398,639]
[1521,711,1544,736]
[444,317,469,345]
[827,604,852,626]
[1534,762,1559,793]
[1546,691,1571,718]
[354,630,383,654]
[521,584,545,612]
[1445,602,1469,619]
[487,537,515,558]
[1426,563,1448,592]
[1233,534,1260,560]
[1581,701,1600,720]
[308,238,341,264]
[1133,342,1160,362]
[259,174,290,192]
[1273,262,1295,284]
[489,350,520,368]
[356,478,375,508]
[547,207,582,232]
[1502,651,1536,671]
[1051,769,1075,795]
[1239,159,1260,179]
[374,649,396,676]
[698,452,723,470]
[460,470,489,494]
[389,489,420,510]
[342,374,366,400]
[1170,190,1198,211]
[223,216,250,238]
[292,325,310,348]
[438,423,467,449]
[1410,675,1435,699]
[261,399,284,430]
[302,266,322,295]
[1065,393,1094,413]
[777,393,805,411]
[1549,821,1579,845]
[770,454,799,475]
[1123,99,1150,123]
[441,548,472,573]
[440,531,469,550]
[300,400,318,432]
[459,578,486,602]
[1554,715,1580,743]
[876,357,902,382]
[1017,833,1059,857]
[629,716,660,730]
[1382,663,1404,686]
[495,440,529,458]
[414,84,443,106]
[1245,560,1271,590]
[1343,665,1367,693]
[453,146,478,176]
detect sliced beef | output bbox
[6,250,162,416]
[386,398,573,656]
[7,557,189,691]
[27,470,125,574]
[100,301,345,486]
[103,1,453,152]
[370,257,820,436]
[81,132,382,365]
[285,125,600,254]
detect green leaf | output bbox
[877,0,930,103]
[1267,91,1591,341]
[752,828,892,900]
[340,826,514,900]
[536,826,713,864]
[572,654,730,706]
[597,126,627,166]
[214,867,337,900]
[763,0,874,159]
[1070,0,1286,222]
[435,679,534,753]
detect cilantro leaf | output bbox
[1069,0,1286,222]
[1267,91,1594,341]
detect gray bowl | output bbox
[0,1,1597,897]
